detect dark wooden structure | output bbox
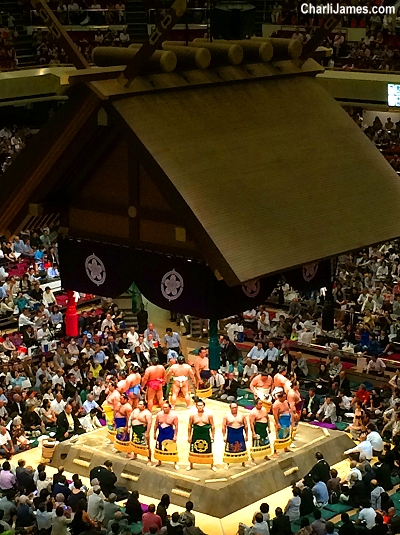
[2,35,400,287]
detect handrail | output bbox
[30,7,127,26]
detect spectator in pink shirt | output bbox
[142,504,162,534]
[0,461,16,491]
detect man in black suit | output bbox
[271,507,292,535]
[218,373,240,402]
[90,460,129,500]
[307,452,331,484]
[335,371,351,396]
[301,387,320,421]
[131,346,150,372]
[344,306,358,328]
[55,404,84,441]
[220,336,239,367]
[7,394,26,418]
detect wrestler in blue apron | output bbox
[225,426,246,453]
[156,424,175,450]
[278,413,292,439]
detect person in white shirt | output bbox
[37,324,52,342]
[127,326,138,348]
[243,309,257,321]
[316,396,337,423]
[257,312,270,332]
[356,502,376,530]
[18,309,34,330]
[42,287,56,307]
[366,425,383,456]
[0,426,15,457]
[343,461,362,488]
[344,433,372,461]
[101,313,116,333]
[366,355,386,375]
[51,393,66,418]
[70,364,83,383]
[361,295,376,313]
[242,358,258,384]
[376,261,389,281]
[52,369,65,389]
[291,27,304,41]
[119,29,130,42]
[209,369,225,390]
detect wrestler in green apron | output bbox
[253,421,270,447]
[190,423,212,454]
[131,424,147,445]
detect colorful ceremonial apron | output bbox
[154,424,179,463]
[131,424,147,445]
[254,422,270,447]
[275,413,292,450]
[189,423,213,465]
[103,404,116,442]
[251,421,271,459]
[223,425,248,464]
[191,423,212,454]
[114,416,127,429]
[225,426,246,453]
[197,370,212,398]
[278,414,292,438]
[115,424,132,453]
[156,424,175,449]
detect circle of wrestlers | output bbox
[102,348,301,471]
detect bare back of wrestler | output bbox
[167,357,195,408]
[125,371,142,407]
[142,357,166,411]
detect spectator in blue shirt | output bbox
[93,344,106,365]
[312,477,329,508]
[12,236,25,255]
[247,342,266,365]
[265,341,279,364]
[82,394,100,415]
[164,328,180,353]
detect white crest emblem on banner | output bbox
[85,254,106,286]
[303,262,319,282]
[161,270,184,301]
[242,279,260,298]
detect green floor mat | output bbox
[392,475,400,485]
[349,513,359,522]
[335,422,348,431]
[324,503,352,514]
[129,522,143,534]
[320,509,336,520]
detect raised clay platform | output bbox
[51,400,354,517]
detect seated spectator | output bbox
[317,396,337,423]
[142,504,162,534]
[167,512,184,534]
[284,486,301,522]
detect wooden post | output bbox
[30,0,89,69]
[119,0,187,87]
